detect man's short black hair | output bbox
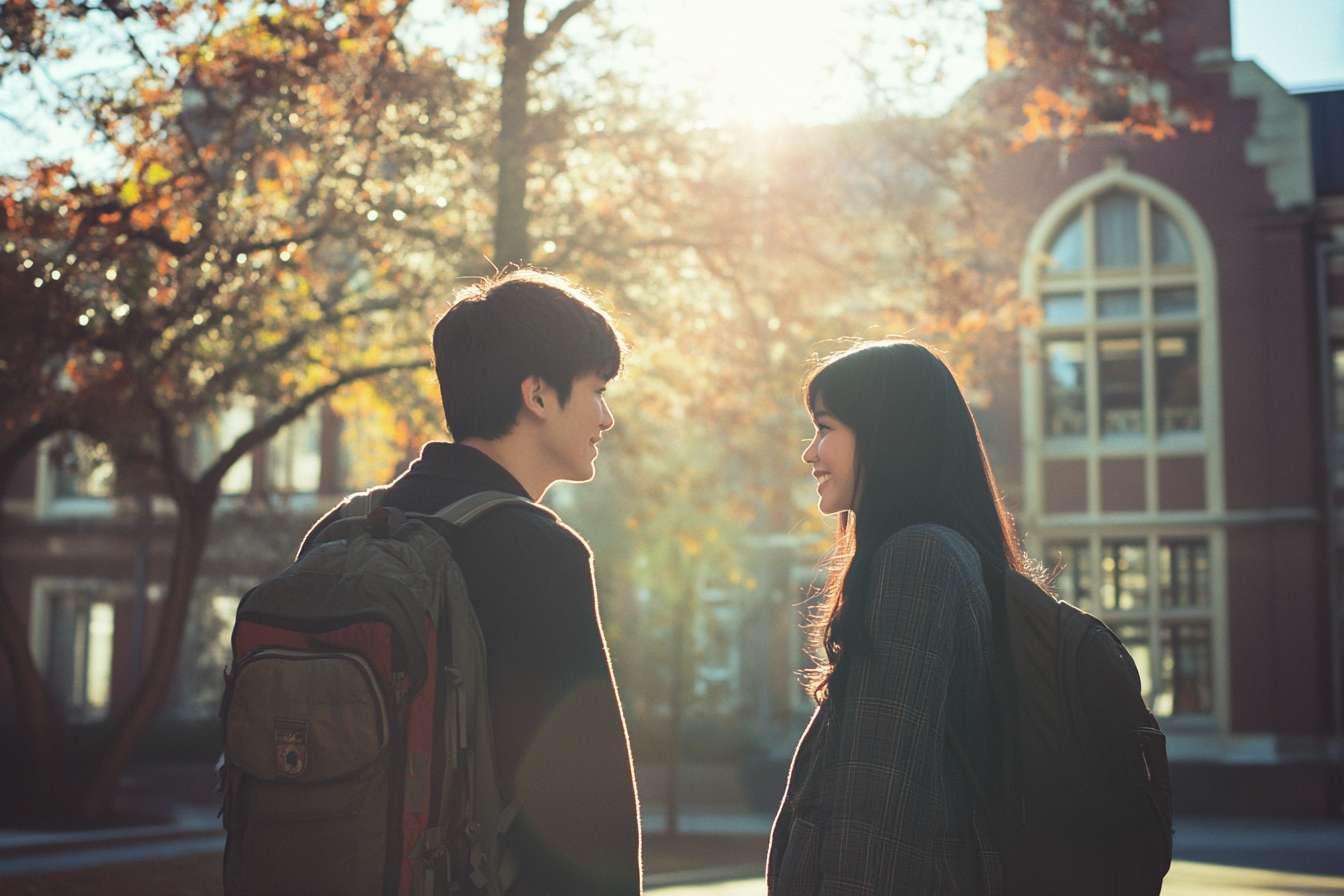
[433,268,627,441]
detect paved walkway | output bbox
[650,864,1344,895]
[4,767,1343,896]
[0,806,224,877]
[643,813,1344,895]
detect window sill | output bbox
[42,498,117,520]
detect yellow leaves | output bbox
[1015,86,1198,147]
[1125,101,1179,142]
[119,181,142,206]
[144,162,173,186]
[130,206,157,230]
[168,216,195,243]
[1189,113,1214,133]
[1014,86,1089,149]
[985,35,1016,72]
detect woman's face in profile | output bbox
[803,396,857,515]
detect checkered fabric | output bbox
[767,524,1003,895]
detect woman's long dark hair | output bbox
[805,340,1025,705]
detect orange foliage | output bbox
[991,0,1211,148]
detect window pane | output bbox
[1096,193,1139,267]
[1043,292,1085,323]
[1152,207,1193,266]
[1160,539,1210,608]
[1155,286,1197,317]
[1112,622,1152,706]
[1101,540,1148,610]
[1333,349,1344,433]
[1156,622,1213,716]
[1048,213,1084,271]
[269,404,323,494]
[214,400,256,496]
[1157,333,1200,432]
[84,602,115,715]
[48,433,115,499]
[46,594,86,713]
[1100,336,1143,434]
[1045,541,1093,612]
[44,589,115,722]
[1098,289,1140,319]
[1044,340,1087,436]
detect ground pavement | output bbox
[644,811,1344,895]
[3,764,1343,894]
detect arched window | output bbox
[1021,168,1224,728]
[1038,189,1201,442]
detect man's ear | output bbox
[519,374,549,421]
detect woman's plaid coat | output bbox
[767,524,1003,895]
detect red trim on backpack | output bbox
[400,613,438,894]
[233,619,397,688]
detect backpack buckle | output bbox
[368,507,391,538]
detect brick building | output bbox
[975,0,1344,815]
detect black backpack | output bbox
[950,570,1174,895]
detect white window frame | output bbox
[34,435,117,520]
[1020,163,1228,736]
[29,577,133,722]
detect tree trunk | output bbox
[76,490,216,822]
[664,557,696,838]
[0,420,65,820]
[494,0,534,268]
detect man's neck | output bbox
[460,435,551,502]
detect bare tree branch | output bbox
[201,361,423,493]
[533,0,598,60]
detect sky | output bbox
[1230,0,1344,92]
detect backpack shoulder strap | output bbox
[430,490,559,527]
[340,485,390,519]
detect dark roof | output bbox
[1297,89,1344,197]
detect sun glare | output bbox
[618,0,1002,127]
[621,0,871,128]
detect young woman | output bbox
[767,340,1026,895]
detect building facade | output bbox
[978,0,1344,815]
[0,405,347,731]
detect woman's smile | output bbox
[802,396,857,515]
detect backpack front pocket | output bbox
[225,649,389,786]
[223,649,395,895]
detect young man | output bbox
[300,269,640,895]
